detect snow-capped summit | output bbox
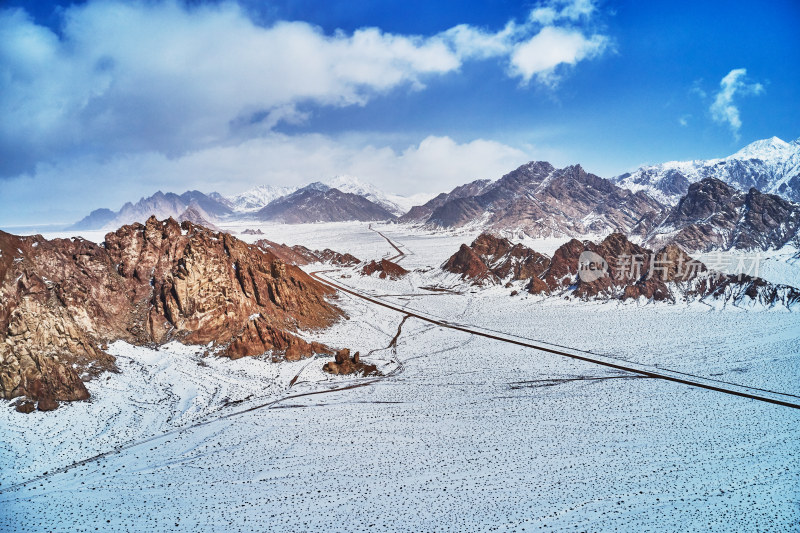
[224,176,431,216]
[613,136,800,204]
[732,136,794,160]
[227,184,298,213]
[323,175,432,216]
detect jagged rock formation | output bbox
[241,229,264,235]
[255,183,397,223]
[402,162,665,238]
[361,259,408,279]
[322,349,379,376]
[443,232,800,307]
[256,240,359,266]
[70,190,234,230]
[443,233,550,286]
[644,178,800,252]
[442,244,497,285]
[74,191,232,230]
[1,217,344,411]
[614,136,800,204]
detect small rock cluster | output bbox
[322,349,380,376]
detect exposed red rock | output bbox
[541,233,799,305]
[256,239,360,266]
[322,349,379,376]
[442,233,550,288]
[442,244,498,284]
[442,231,800,306]
[361,259,408,279]
[1,216,344,410]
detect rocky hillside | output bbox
[0,217,343,411]
[361,259,408,279]
[643,178,800,252]
[399,179,493,223]
[404,162,665,238]
[255,239,360,266]
[443,232,800,307]
[255,183,397,223]
[443,233,550,287]
[614,136,800,204]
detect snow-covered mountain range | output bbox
[226,185,298,213]
[225,176,433,217]
[68,136,799,244]
[323,176,433,216]
[71,176,428,229]
[613,136,800,204]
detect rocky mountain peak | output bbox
[614,136,800,204]
[1,217,344,411]
[645,177,800,252]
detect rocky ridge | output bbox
[643,178,800,252]
[361,259,409,280]
[0,217,344,411]
[614,136,800,204]
[443,233,550,288]
[255,240,360,267]
[402,162,666,238]
[443,232,800,307]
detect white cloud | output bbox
[0,0,609,224]
[510,26,607,85]
[530,0,596,24]
[442,0,607,86]
[709,68,764,138]
[0,2,465,175]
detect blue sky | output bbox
[1,0,798,226]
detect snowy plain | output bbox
[1,221,799,532]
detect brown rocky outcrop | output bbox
[442,244,498,284]
[256,239,359,266]
[539,233,800,304]
[361,259,408,279]
[1,216,344,410]
[442,233,550,288]
[322,349,379,376]
[441,232,800,306]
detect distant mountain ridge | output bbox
[70,190,233,231]
[643,177,800,252]
[613,136,800,204]
[67,136,800,246]
[70,177,418,230]
[254,183,397,223]
[401,161,666,238]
